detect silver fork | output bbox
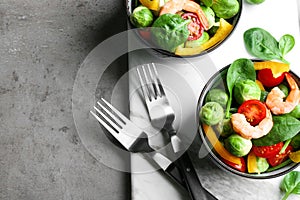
[136,63,182,153]
[90,98,216,200]
[90,98,189,189]
[90,98,177,172]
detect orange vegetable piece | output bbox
[139,0,160,11]
[202,124,243,166]
[289,150,300,163]
[247,151,260,173]
[253,61,290,78]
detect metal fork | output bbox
[137,64,217,200]
[136,63,182,153]
[90,98,184,184]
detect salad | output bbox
[199,59,300,174]
[128,0,241,56]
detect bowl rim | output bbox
[197,60,300,179]
[125,0,243,58]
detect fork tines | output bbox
[90,98,130,142]
[90,98,152,152]
[136,63,165,102]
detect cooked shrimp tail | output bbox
[266,73,300,115]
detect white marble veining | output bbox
[129,0,300,200]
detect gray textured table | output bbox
[0,1,130,199]
[1,1,300,200]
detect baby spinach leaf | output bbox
[151,14,190,52]
[252,115,300,146]
[279,34,295,57]
[243,28,289,63]
[280,171,300,200]
[225,58,255,117]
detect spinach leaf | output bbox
[243,28,289,63]
[279,34,295,57]
[151,14,190,52]
[280,171,300,200]
[252,115,300,146]
[225,58,255,117]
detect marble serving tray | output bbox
[128,0,300,200]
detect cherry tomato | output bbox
[257,68,285,87]
[221,157,246,172]
[267,145,293,167]
[252,142,284,158]
[181,12,204,41]
[237,100,267,126]
[138,28,151,40]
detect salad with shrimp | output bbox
[128,0,241,56]
[199,58,300,174]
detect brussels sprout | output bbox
[291,134,300,149]
[234,79,261,104]
[200,102,224,125]
[224,134,252,157]
[256,157,269,173]
[205,88,229,107]
[185,32,209,48]
[211,0,239,19]
[201,6,215,29]
[246,0,265,4]
[130,6,154,28]
[217,117,234,138]
[289,104,300,119]
[278,83,289,97]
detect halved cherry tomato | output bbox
[138,28,151,40]
[257,68,285,88]
[221,157,246,172]
[237,100,267,126]
[252,142,284,158]
[181,12,204,41]
[267,145,293,167]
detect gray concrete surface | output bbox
[0,1,130,199]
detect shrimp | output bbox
[266,73,300,115]
[231,109,273,139]
[159,0,209,30]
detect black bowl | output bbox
[197,62,300,179]
[126,0,243,57]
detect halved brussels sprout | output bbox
[224,134,252,157]
[211,0,239,19]
[205,88,229,107]
[200,102,224,125]
[130,6,154,28]
[234,79,261,104]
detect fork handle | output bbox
[173,152,217,200]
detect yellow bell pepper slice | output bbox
[139,0,160,11]
[247,151,259,173]
[289,150,300,163]
[202,124,243,166]
[175,18,233,56]
[253,61,290,78]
